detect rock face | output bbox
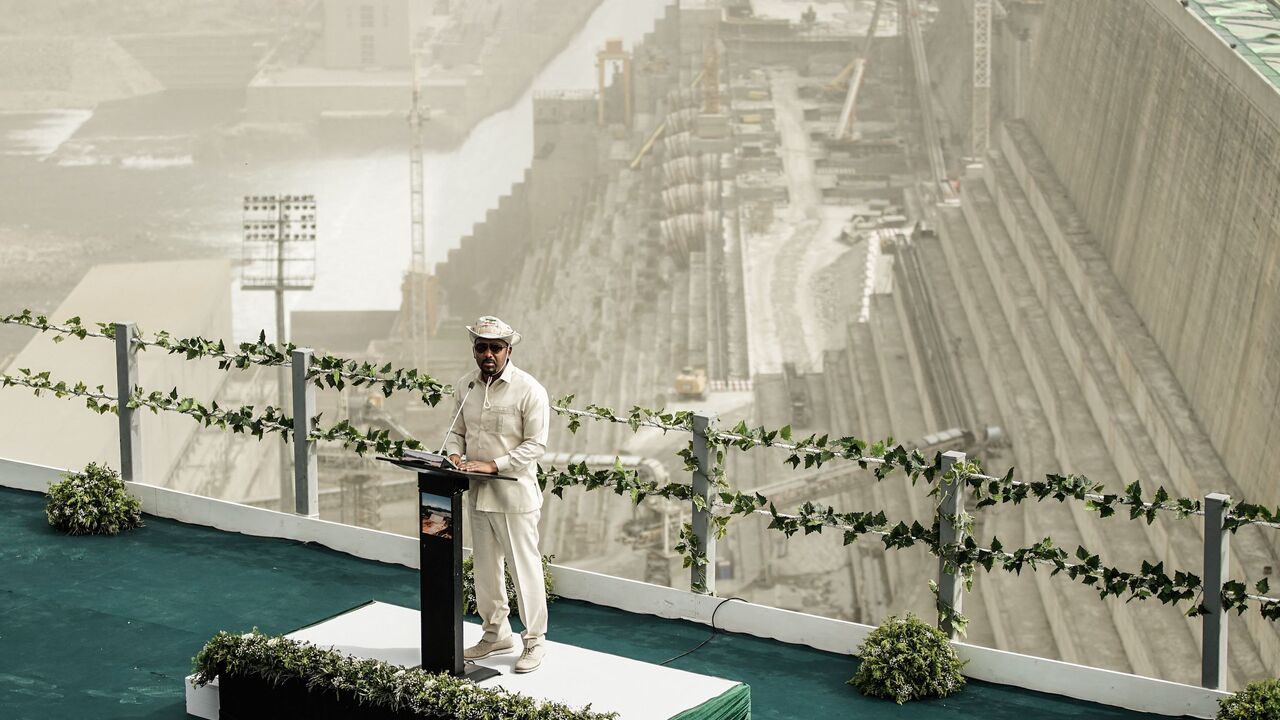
[1023,0,1280,508]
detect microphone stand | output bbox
[438,381,476,457]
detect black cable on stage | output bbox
[659,596,747,666]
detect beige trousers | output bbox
[468,497,548,647]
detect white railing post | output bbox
[1201,492,1230,689]
[937,450,966,638]
[691,411,718,594]
[113,322,142,483]
[292,348,318,517]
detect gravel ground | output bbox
[809,237,866,339]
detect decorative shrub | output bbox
[193,629,616,719]
[462,553,556,616]
[45,462,142,536]
[850,613,967,704]
[1219,678,1280,720]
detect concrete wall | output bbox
[247,79,411,122]
[114,33,270,89]
[530,93,601,237]
[0,37,163,110]
[0,260,232,488]
[1024,0,1280,505]
[323,0,412,69]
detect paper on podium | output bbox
[402,449,456,468]
[376,452,518,481]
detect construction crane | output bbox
[833,0,886,140]
[629,120,667,170]
[903,0,948,192]
[971,0,992,158]
[628,35,722,170]
[407,21,429,371]
[701,31,721,114]
[823,58,859,94]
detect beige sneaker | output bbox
[464,637,515,660]
[514,643,545,673]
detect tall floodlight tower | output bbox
[408,38,428,371]
[972,0,992,159]
[242,194,316,511]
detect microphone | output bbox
[438,381,476,457]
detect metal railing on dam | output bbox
[4,309,1280,691]
[1188,0,1280,91]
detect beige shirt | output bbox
[443,361,549,513]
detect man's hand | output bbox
[458,459,498,474]
[448,454,462,468]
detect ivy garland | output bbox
[2,310,1264,527]
[553,394,694,434]
[1223,504,1280,533]
[548,398,1279,611]
[533,452,1280,621]
[1,368,424,459]
[311,418,423,458]
[712,421,1208,522]
[0,310,113,341]
[7,313,1280,621]
[1,310,449,406]
[132,386,294,438]
[930,580,970,638]
[1,368,117,413]
[754,500,1223,617]
[1,311,1233,521]
[538,460,696,505]
[552,399,1274,529]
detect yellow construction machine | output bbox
[674,366,708,401]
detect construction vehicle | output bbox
[674,366,708,401]
[915,427,974,456]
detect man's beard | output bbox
[481,359,504,379]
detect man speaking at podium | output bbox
[444,316,551,674]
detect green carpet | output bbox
[0,485,1186,720]
[670,684,750,720]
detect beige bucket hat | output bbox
[466,315,522,346]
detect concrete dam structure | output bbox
[35,0,1271,692]
[1020,0,1280,510]
[931,0,1280,688]
[402,0,1280,689]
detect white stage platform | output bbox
[185,601,747,720]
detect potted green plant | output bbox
[850,612,967,704]
[1218,678,1280,720]
[45,462,143,536]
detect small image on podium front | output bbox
[420,493,453,540]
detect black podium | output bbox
[380,455,513,683]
